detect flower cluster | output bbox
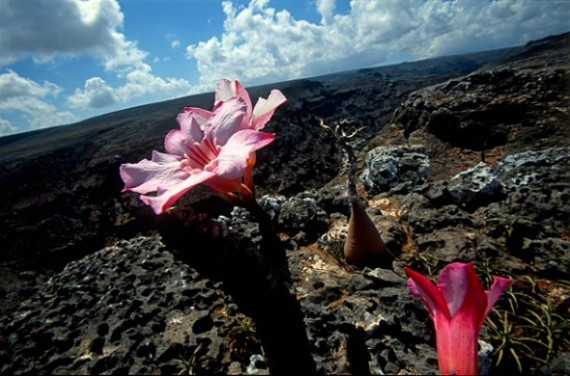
[120,79,286,214]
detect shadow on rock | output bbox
[157,205,316,375]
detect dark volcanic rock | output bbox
[317,184,350,216]
[448,162,504,212]
[360,145,430,195]
[222,192,330,246]
[278,191,330,245]
[393,67,570,152]
[400,147,570,275]
[391,33,570,181]
[288,248,438,375]
[0,236,266,375]
[0,235,440,375]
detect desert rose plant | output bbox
[405,262,512,375]
[119,80,317,374]
[120,79,286,213]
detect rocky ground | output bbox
[1,32,569,374]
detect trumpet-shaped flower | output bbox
[404,262,512,375]
[120,79,286,214]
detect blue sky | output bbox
[1,0,569,137]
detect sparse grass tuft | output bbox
[483,270,570,374]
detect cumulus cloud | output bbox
[68,63,191,109]
[187,0,331,89]
[68,77,117,109]
[28,111,79,131]
[0,118,18,136]
[0,70,62,102]
[115,65,191,100]
[406,0,570,59]
[0,0,124,66]
[187,0,570,89]
[1,0,192,111]
[0,70,78,133]
[0,97,57,114]
[0,70,64,113]
[316,0,336,24]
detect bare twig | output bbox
[318,118,363,202]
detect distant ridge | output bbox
[1,31,568,158]
[1,33,550,147]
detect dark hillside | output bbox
[0,46,512,273]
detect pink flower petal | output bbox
[141,169,216,214]
[164,130,190,156]
[484,276,513,318]
[437,263,484,318]
[436,306,480,375]
[208,129,274,180]
[176,109,205,143]
[404,267,450,319]
[149,150,180,164]
[120,151,184,194]
[252,89,287,130]
[437,263,487,327]
[182,107,211,126]
[215,79,253,129]
[215,79,252,108]
[437,263,487,375]
[205,97,247,146]
[215,79,237,103]
[406,264,479,374]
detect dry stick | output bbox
[319,119,396,265]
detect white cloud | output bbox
[68,77,117,108]
[166,33,181,49]
[187,0,570,89]
[68,63,192,109]
[0,70,78,134]
[0,97,57,114]
[0,70,63,102]
[316,0,335,24]
[115,65,191,100]
[0,70,63,113]
[187,0,329,88]
[407,0,570,59]
[1,0,193,111]
[27,111,78,131]
[0,0,124,66]
[0,118,18,136]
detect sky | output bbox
[0,0,569,137]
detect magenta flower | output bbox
[404,262,512,375]
[120,79,286,214]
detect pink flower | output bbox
[120,79,286,214]
[404,262,512,375]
